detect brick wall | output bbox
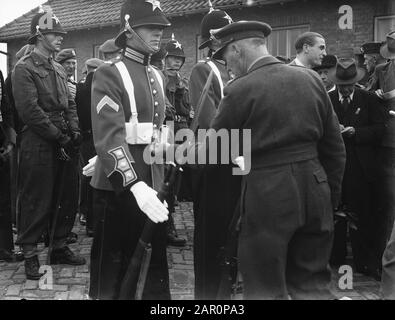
[6,0,395,80]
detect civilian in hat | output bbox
[290,32,327,68]
[361,42,386,91]
[99,39,122,62]
[188,2,241,300]
[163,34,189,247]
[75,58,104,237]
[89,0,171,300]
[55,49,77,99]
[327,58,387,278]
[202,20,346,299]
[11,7,85,280]
[313,54,337,92]
[369,31,395,280]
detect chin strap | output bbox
[123,14,159,56]
[35,25,58,54]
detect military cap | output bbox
[380,30,395,59]
[165,34,185,60]
[55,49,77,64]
[99,39,121,54]
[115,0,171,48]
[85,58,105,69]
[28,7,66,44]
[212,21,272,60]
[360,42,382,55]
[313,54,337,71]
[199,2,233,50]
[327,58,366,85]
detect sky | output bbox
[0,0,47,75]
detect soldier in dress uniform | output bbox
[99,39,122,62]
[204,20,346,299]
[89,0,171,300]
[11,8,85,280]
[188,3,241,300]
[75,58,105,236]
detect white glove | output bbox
[130,181,169,223]
[234,156,245,171]
[390,110,395,117]
[82,155,97,177]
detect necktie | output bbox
[341,96,350,112]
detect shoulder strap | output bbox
[206,60,224,99]
[115,61,138,124]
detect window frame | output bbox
[267,24,310,58]
[374,15,395,41]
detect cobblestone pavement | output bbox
[0,202,382,300]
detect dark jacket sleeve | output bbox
[91,64,140,194]
[11,64,63,142]
[189,63,220,130]
[354,91,386,145]
[317,92,346,209]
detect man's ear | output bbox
[303,43,310,53]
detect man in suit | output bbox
[290,32,327,69]
[89,0,170,300]
[327,58,387,278]
[184,20,346,299]
[313,54,337,92]
[188,3,241,300]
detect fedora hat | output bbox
[327,58,366,85]
[380,31,395,59]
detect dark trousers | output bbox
[15,130,79,255]
[79,137,96,232]
[377,147,395,258]
[332,147,382,272]
[191,165,241,300]
[382,221,395,299]
[0,157,14,252]
[89,188,170,300]
[238,159,334,300]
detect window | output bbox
[375,15,395,41]
[267,25,310,58]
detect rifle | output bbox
[216,198,243,300]
[189,69,215,133]
[118,162,182,300]
[46,158,68,265]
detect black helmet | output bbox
[28,7,66,44]
[199,3,233,50]
[115,0,171,48]
[165,34,185,62]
